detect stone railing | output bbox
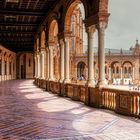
[34,78,140,118]
[130,92,140,117]
[94,88,140,118]
[101,88,116,111]
[49,81,60,94]
[66,83,86,102]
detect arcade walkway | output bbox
[0,80,140,140]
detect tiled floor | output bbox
[0,80,140,140]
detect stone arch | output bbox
[41,30,46,48]
[36,37,39,51]
[48,18,60,81]
[122,61,133,67]
[111,61,119,68]
[122,61,133,79]
[17,52,34,79]
[64,0,86,32]
[48,19,58,43]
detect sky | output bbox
[105,0,140,50]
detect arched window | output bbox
[124,67,127,74]
[105,66,107,74]
[128,67,131,74]
[116,66,119,74]
[113,67,115,74]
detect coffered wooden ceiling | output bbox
[0,0,56,52]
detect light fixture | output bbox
[6,0,19,3]
[5,16,17,22]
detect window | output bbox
[128,67,131,74]
[116,67,119,74]
[105,66,107,74]
[113,67,115,74]
[124,67,127,74]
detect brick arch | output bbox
[110,61,120,68]
[64,0,86,32]
[48,18,58,43]
[122,61,133,67]
[40,30,46,48]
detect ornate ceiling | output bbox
[0,0,56,52]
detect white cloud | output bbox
[106,0,140,49]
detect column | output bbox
[132,66,134,80]
[49,47,54,80]
[108,67,111,80]
[86,25,95,86]
[39,53,42,78]
[97,22,107,87]
[59,39,64,82]
[41,49,45,79]
[121,67,123,79]
[2,58,4,81]
[64,37,70,83]
[34,55,37,78]
[46,48,49,80]
[7,59,9,80]
[37,54,40,78]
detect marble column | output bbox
[49,47,54,81]
[132,66,135,80]
[59,39,65,82]
[64,37,70,83]
[86,25,95,86]
[37,54,40,78]
[40,49,46,79]
[121,67,123,79]
[46,48,49,80]
[34,55,37,78]
[97,22,107,87]
[39,53,42,78]
[108,67,111,80]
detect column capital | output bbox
[96,22,108,30]
[40,47,46,53]
[59,39,64,47]
[47,41,55,47]
[86,25,96,34]
[64,31,72,38]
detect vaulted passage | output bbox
[0,0,140,139]
[0,80,140,139]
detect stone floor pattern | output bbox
[0,80,140,140]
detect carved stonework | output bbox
[119,94,128,109]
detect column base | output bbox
[86,79,95,87]
[48,78,54,81]
[96,80,108,88]
[59,78,64,83]
[64,78,71,83]
[40,77,45,80]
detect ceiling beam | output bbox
[0,30,36,34]
[1,42,34,45]
[0,39,33,42]
[0,21,38,26]
[0,9,44,16]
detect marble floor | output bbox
[0,80,140,140]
